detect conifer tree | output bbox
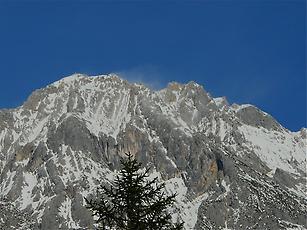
[85,153,184,230]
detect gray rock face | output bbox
[0,74,306,229]
[232,104,282,131]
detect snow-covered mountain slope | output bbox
[0,74,306,229]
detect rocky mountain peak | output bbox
[0,73,306,229]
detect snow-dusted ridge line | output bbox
[0,73,306,229]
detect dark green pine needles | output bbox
[85,153,184,230]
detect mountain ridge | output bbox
[0,73,306,229]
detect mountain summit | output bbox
[0,74,306,229]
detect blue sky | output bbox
[0,0,305,131]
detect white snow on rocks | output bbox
[0,73,306,229]
[231,103,254,112]
[164,177,208,229]
[239,124,306,174]
[20,172,37,209]
[58,198,81,229]
[0,170,16,195]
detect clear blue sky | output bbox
[0,0,305,131]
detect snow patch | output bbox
[20,172,37,209]
[164,177,209,229]
[58,198,81,229]
[239,125,306,174]
[219,119,228,141]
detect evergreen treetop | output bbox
[85,153,184,230]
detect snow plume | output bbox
[115,65,165,90]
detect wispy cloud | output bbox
[114,65,166,90]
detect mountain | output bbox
[0,74,306,229]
